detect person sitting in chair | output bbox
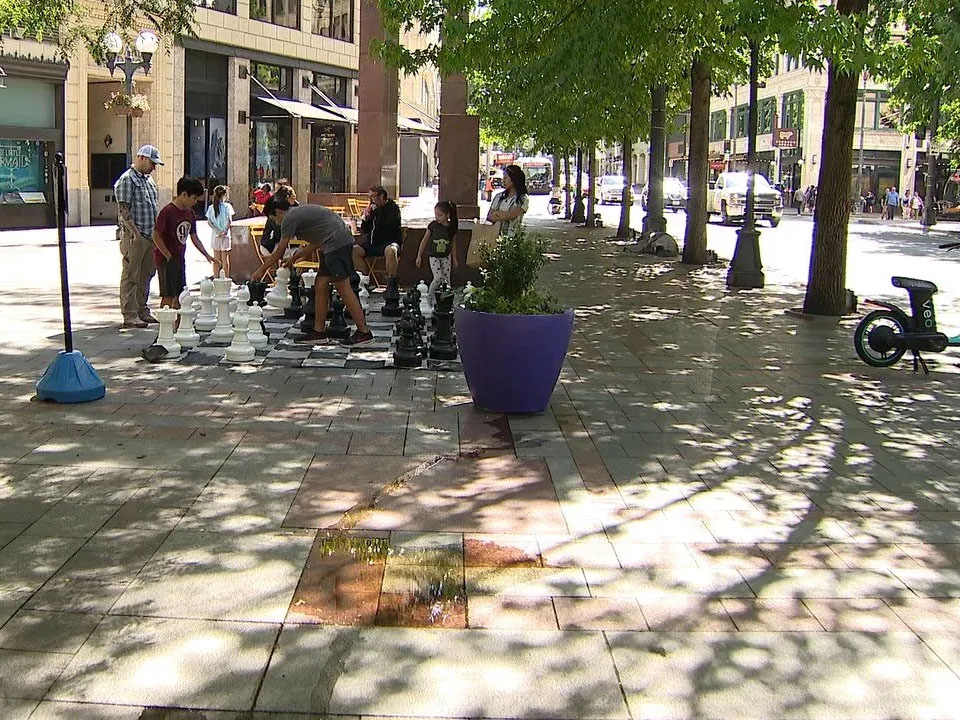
[353,185,402,283]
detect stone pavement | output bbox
[1,214,960,719]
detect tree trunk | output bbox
[683,58,711,264]
[572,147,585,222]
[618,135,634,238]
[551,150,561,189]
[922,96,941,227]
[587,145,597,225]
[643,84,668,236]
[563,151,572,219]
[802,0,868,315]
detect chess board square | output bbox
[267,349,310,360]
[302,357,348,368]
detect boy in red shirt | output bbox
[153,177,213,308]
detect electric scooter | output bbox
[854,241,960,374]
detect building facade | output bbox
[707,54,918,199]
[0,0,439,229]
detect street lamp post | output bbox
[856,71,868,213]
[101,30,160,165]
[727,40,765,290]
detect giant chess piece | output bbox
[248,305,269,350]
[195,277,217,332]
[409,288,426,333]
[154,306,181,356]
[209,273,235,343]
[246,279,267,306]
[429,283,458,361]
[393,305,423,368]
[225,312,256,362]
[235,285,251,321]
[298,270,318,332]
[266,267,292,309]
[381,275,402,318]
[327,288,351,339]
[417,280,433,320]
[359,275,370,313]
[174,289,200,349]
[285,269,303,320]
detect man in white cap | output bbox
[114,145,163,329]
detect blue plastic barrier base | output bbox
[36,350,106,404]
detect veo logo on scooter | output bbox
[922,299,934,329]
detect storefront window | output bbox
[0,139,48,202]
[0,78,56,128]
[250,0,299,29]
[709,111,727,142]
[250,119,291,187]
[311,72,348,106]
[313,0,353,42]
[251,62,292,96]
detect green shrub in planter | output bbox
[465,229,563,315]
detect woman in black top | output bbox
[416,201,458,305]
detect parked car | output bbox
[708,171,783,227]
[597,175,635,204]
[640,177,688,212]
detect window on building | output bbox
[195,0,236,14]
[251,62,292,96]
[856,90,894,130]
[781,90,804,131]
[250,0,299,29]
[710,110,727,141]
[758,97,776,134]
[785,54,801,72]
[731,105,748,138]
[311,72,348,107]
[312,0,353,42]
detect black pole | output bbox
[54,152,74,353]
[727,40,765,289]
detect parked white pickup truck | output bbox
[709,171,783,227]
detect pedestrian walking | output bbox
[793,187,805,214]
[805,186,817,214]
[902,190,912,220]
[885,186,899,220]
[912,192,924,221]
[115,144,162,329]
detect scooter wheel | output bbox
[854,310,907,367]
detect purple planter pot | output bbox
[455,306,574,414]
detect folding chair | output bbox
[364,256,386,289]
[347,197,363,218]
[249,224,274,283]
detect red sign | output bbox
[710,160,726,171]
[494,153,516,166]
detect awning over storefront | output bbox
[257,96,350,124]
[399,116,439,136]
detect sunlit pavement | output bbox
[2,203,960,718]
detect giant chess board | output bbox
[167,293,461,371]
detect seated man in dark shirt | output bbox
[353,184,402,281]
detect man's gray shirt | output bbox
[280,205,354,254]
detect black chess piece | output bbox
[326,283,334,319]
[326,289,351,339]
[409,288,426,332]
[393,305,423,368]
[429,284,458,360]
[284,269,303,320]
[297,275,316,332]
[246,280,267,306]
[381,276,402,317]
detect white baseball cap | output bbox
[136,144,164,165]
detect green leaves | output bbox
[465,229,563,315]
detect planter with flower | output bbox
[456,229,573,414]
[104,90,150,118]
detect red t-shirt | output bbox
[153,203,196,265]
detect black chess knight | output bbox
[429,283,458,361]
[246,280,267,306]
[381,276,402,318]
[284,269,303,320]
[326,288,351,339]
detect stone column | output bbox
[292,69,312,195]
[228,56,251,216]
[357,0,399,195]
[65,54,89,226]
[438,70,480,218]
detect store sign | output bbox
[0,139,46,202]
[710,160,726,171]
[494,152,515,166]
[773,128,798,148]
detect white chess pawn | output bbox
[174,289,200,349]
[464,281,476,299]
[417,280,432,317]
[195,277,217,331]
[235,284,251,320]
[225,312,256,362]
[248,305,269,350]
[209,273,235,344]
[154,307,181,356]
[266,266,292,309]
[359,275,370,313]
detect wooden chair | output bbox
[347,197,364,218]
[249,224,274,283]
[364,255,386,289]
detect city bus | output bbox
[516,156,553,194]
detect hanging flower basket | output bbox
[104,91,150,117]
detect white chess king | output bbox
[209,273,235,343]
